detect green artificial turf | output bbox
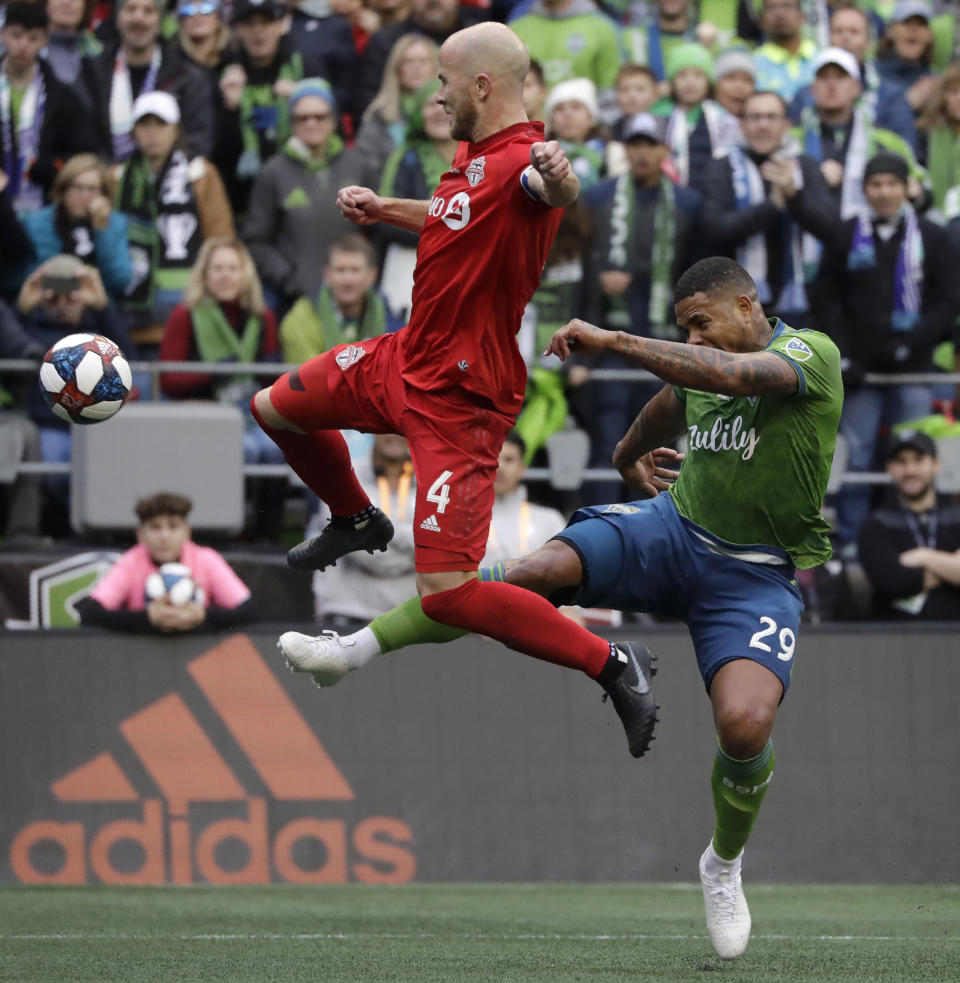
[1,883,958,982]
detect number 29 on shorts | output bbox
[749,616,796,662]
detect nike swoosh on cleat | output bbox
[626,651,650,694]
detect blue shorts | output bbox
[553,493,804,694]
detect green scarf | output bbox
[313,285,388,348]
[606,173,678,339]
[927,124,960,213]
[191,299,263,404]
[283,132,345,172]
[236,51,304,179]
[378,139,450,197]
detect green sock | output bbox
[369,595,468,654]
[710,739,775,861]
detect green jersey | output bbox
[669,319,842,569]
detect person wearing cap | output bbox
[875,0,938,113]
[0,1,97,213]
[651,42,740,191]
[701,89,837,331]
[787,7,918,153]
[809,151,960,550]
[857,430,960,619]
[173,0,235,81]
[511,0,623,121]
[241,78,358,309]
[580,110,701,502]
[112,90,234,344]
[213,0,305,217]
[544,77,605,190]
[712,46,756,119]
[84,0,214,163]
[793,45,928,218]
[752,0,821,103]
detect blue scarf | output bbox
[847,204,923,331]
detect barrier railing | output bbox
[6,357,955,487]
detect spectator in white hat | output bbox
[545,77,606,191]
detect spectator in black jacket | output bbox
[858,429,960,620]
[702,90,839,332]
[809,152,960,553]
[0,1,96,212]
[82,0,214,161]
[353,0,487,118]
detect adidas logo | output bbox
[420,515,441,532]
[282,187,311,209]
[8,635,416,885]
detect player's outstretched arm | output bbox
[336,186,430,233]
[546,319,799,397]
[526,141,580,208]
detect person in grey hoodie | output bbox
[241,78,359,314]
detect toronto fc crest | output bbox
[465,156,486,187]
[335,344,367,370]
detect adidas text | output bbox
[420,515,441,532]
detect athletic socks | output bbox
[710,739,775,861]
[249,399,371,517]
[420,578,611,677]
[330,504,382,531]
[370,595,468,654]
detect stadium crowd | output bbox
[2,0,960,621]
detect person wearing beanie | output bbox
[511,0,622,123]
[752,0,821,103]
[0,1,97,212]
[713,47,756,118]
[787,7,917,152]
[809,151,960,551]
[792,45,929,218]
[651,42,740,191]
[82,0,214,164]
[212,0,305,217]
[544,77,606,190]
[241,77,358,311]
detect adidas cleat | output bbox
[278,630,355,687]
[699,845,751,960]
[287,509,394,571]
[600,641,659,758]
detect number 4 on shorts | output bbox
[427,470,454,514]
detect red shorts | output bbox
[270,334,515,572]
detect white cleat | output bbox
[699,845,752,960]
[277,630,355,688]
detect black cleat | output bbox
[600,641,659,758]
[287,509,395,571]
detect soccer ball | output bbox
[38,333,132,425]
[144,563,206,607]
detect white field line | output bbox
[3,932,958,943]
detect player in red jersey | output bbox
[252,22,659,757]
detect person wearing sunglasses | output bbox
[242,78,358,316]
[174,0,235,82]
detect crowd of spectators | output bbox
[1,0,960,622]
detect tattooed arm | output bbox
[545,319,799,397]
[612,384,687,494]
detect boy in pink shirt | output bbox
[77,492,256,633]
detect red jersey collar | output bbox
[463,120,545,155]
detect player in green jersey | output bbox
[278,257,843,960]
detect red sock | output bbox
[420,579,611,678]
[250,399,370,517]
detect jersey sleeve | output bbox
[196,547,252,609]
[766,330,842,404]
[89,550,140,610]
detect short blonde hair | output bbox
[182,237,265,315]
[51,154,110,206]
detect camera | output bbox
[42,273,82,296]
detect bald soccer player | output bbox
[255,23,660,760]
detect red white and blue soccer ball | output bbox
[39,333,132,425]
[144,563,205,607]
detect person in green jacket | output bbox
[280,233,402,365]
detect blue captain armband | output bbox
[520,165,545,203]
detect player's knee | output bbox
[715,702,775,760]
[506,542,581,597]
[252,387,298,433]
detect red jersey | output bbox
[397,121,563,416]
